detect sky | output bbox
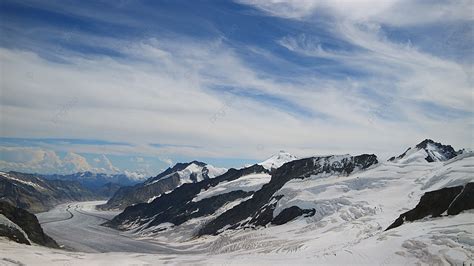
[0,0,473,177]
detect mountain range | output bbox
[40,171,144,195]
[98,161,226,210]
[103,139,473,250]
[0,139,472,263]
[0,171,102,213]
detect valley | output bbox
[37,201,189,254]
[0,140,473,265]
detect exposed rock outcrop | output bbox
[106,164,268,230]
[386,182,474,230]
[271,206,315,225]
[0,201,59,248]
[99,161,226,210]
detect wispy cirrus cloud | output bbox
[238,0,472,25]
[0,0,472,175]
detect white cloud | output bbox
[278,25,472,112]
[0,147,63,173]
[238,0,473,25]
[94,154,120,174]
[0,0,472,165]
[0,147,124,175]
[62,152,93,173]
[123,170,146,181]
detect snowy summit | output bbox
[389,139,461,164]
[259,151,298,170]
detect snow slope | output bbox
[389,139,459,163]
[129,152,473,264]
[1,211,472,265]
[259,151,297,170]
[147,162,226,185]
[193,173,271,202]
[272,155,473,219]
[199,152,474,264]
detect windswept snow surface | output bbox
[201,153,474,265]
[1,154,473,265]
[272,153,474,225]
[1,211,472,265]
[259,151,297,170]
[193,173,271,202]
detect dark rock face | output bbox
[106,164,268,229]
[0,224,30,245]
[0,172,98,213]
[388,148,411,162]
[198,154,378,236]
[99,175,181,210]
[147,190,253,228]
[271,206,315,225]
[416,139,458,162]
[93,182,122,198]
[144,161,208,185]
[386,182,474,231]
[249,195,284,227]
[0,201,59,248]
[100,161,212,210]
[447,183,474,215]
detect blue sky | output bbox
[0,0,472,177]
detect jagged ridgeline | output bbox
[198,154,377,235]
[106,154,378,236]
[105,164,268,229]
[99,161,227,210]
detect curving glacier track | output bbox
[36,201,189,254]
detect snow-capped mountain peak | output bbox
[176,162,226,184]
[389,139,460,163]
[259,150,298,170]
[145,161,226,185]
